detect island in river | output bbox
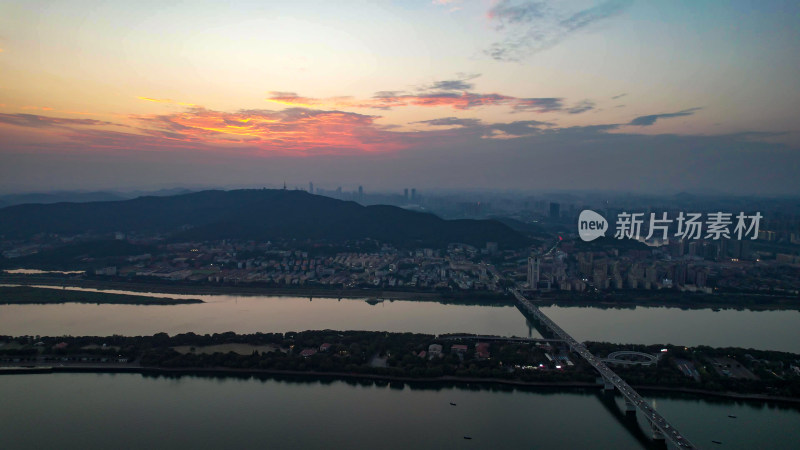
[2,331,798,402]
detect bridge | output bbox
[512,289,697,449]
[439,334,565,344]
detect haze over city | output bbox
[1,0,799,194]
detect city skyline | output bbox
[1,1,799,194]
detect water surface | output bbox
[1,285,798,352]
[1,373,798,450]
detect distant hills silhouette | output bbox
[0,189,529,248]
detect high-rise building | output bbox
[674,263,687,286]
[729,240,751,260]
[645,265,658,285]
[669,239,685,257]
[593,267,607,289]
[549,202,560,220]
[404,188,409,201]
[527,256,540,289]
[309,182,313,193]
[411,188,417,201]
[358,185,364,201]
[695,270,707,288]
[592,259,608,289]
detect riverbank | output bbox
[539,290,800,311]
[0,285,203,305]
[3,364,799,406]
[4,274,800,310]
[0,275,510,305]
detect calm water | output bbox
[541,305,800,353]
[1,285,799,352]
[2,287,800,448]
[0,373,797,450]
[0,285,539,338]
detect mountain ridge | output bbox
[0,189,529,248]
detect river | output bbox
[1,285,799,352]
[0,373,797,450]
[2,286,800,448]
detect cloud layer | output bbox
[0,101,718,158]
[0,113,120,129]
[3,114,797,196]
[265,77,577,114]
[629,108,702,126]
[133,107,403,154]
[486,0,633,61]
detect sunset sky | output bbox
[1,0,798,194]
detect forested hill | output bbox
[0,189,529,248]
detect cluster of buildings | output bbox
[4,227,798,296]
[521,236,800,294]
[423,342,491,360]
[85,240,505,292]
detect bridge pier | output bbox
[624,397,636,413]
[650,421,665,441]
[602,376,614,391]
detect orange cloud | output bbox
[1,97,566,157]
[266,92,368,110]
[134,107,408,153]
[64,110,102,116]
[137,96,196,106]
[266,92,324,108]
[137,96,171,103]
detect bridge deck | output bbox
[439,335,565,343]
[512,289,697,449]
